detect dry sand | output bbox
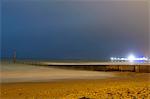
[0,63,150,99]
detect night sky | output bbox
[1,0,149,60]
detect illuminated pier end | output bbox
[110,54,149,63]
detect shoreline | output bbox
[1,63,116,83]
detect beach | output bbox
[1,63,150,99]
[0,62,115,83]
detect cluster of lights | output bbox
[110,54,149,63]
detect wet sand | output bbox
[1,63,115,83]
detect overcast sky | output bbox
[1,0,149,60]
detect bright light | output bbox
[121,58,125,60]
[110,55,149,63]
[110,57,114,60]
[127,54,135,62]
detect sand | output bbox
[0,63,150,99]
[1,63,115,83]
